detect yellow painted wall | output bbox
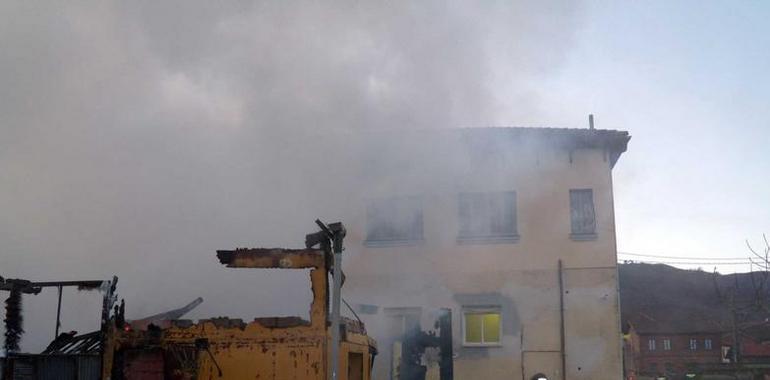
[339,132,625,380]
[109,253,378,380]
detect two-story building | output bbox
[625,321,723,378]
[618,263,770,379]
[334,127,631,380]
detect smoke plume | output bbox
[0,1,584,351]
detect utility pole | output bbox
[55,285,63,338]
[308,220,346,380]
[329,223,345,380]
[730,294,739,364]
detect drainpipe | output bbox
[559,260,567,380]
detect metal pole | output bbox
[438,308,454,380]
[324,222,345,380]
[731,295,739,364]
[330,249,343,380]
[55,285,63,338]
[559,260,567,380]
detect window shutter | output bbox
[458,191,518,241]
[570,189,596,236]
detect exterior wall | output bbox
[739,338,770,363]
[637,333,722,377]
[341,133,625,380]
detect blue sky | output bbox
[531,1,770,271]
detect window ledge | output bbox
[570,233,597,241]
[457,235,520,245]
[363,238,425,248]
[462,343,502,348]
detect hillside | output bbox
[619,263,770,334]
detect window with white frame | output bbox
[648,338,656,351]
[663,339,672,350]
[463,308,501,346]
[365,196,423,244]
[457,191,518,242]
[705,338,712,350]
[689,339,698,350]
[569,189,597,240]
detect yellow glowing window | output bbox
[464,310,501,345]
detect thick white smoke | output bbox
[0,1,584,351]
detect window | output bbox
[463,308,501,346]
[705,338,712,350]
[689,339,697,350]
[569,189,597,240]
[458,191,518,243]
[648,338,656,351]
[365,196,423,245]
[384,307,421,336]
[663,339,671,350]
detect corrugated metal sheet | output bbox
[37,356,76,380]
[3,355,99,380]
[11,358,34,380]
[76,356,101,380]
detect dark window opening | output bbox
[569,189,596,240]
[348,352,363,380]
[458,191,519,243]
[365,196,423,246]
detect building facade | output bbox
[618,265,770,379]
[627,327,723,378]
[338,127,631,380]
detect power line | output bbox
[618,260,753,266]
[618,251,751,261]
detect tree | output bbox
[712,234,770,364]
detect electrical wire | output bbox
[618,260,752,266]
[618,251,751,262]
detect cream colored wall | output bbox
[342,142,623,380]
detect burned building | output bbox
[1,223,379,380]
[337,126,631,380]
